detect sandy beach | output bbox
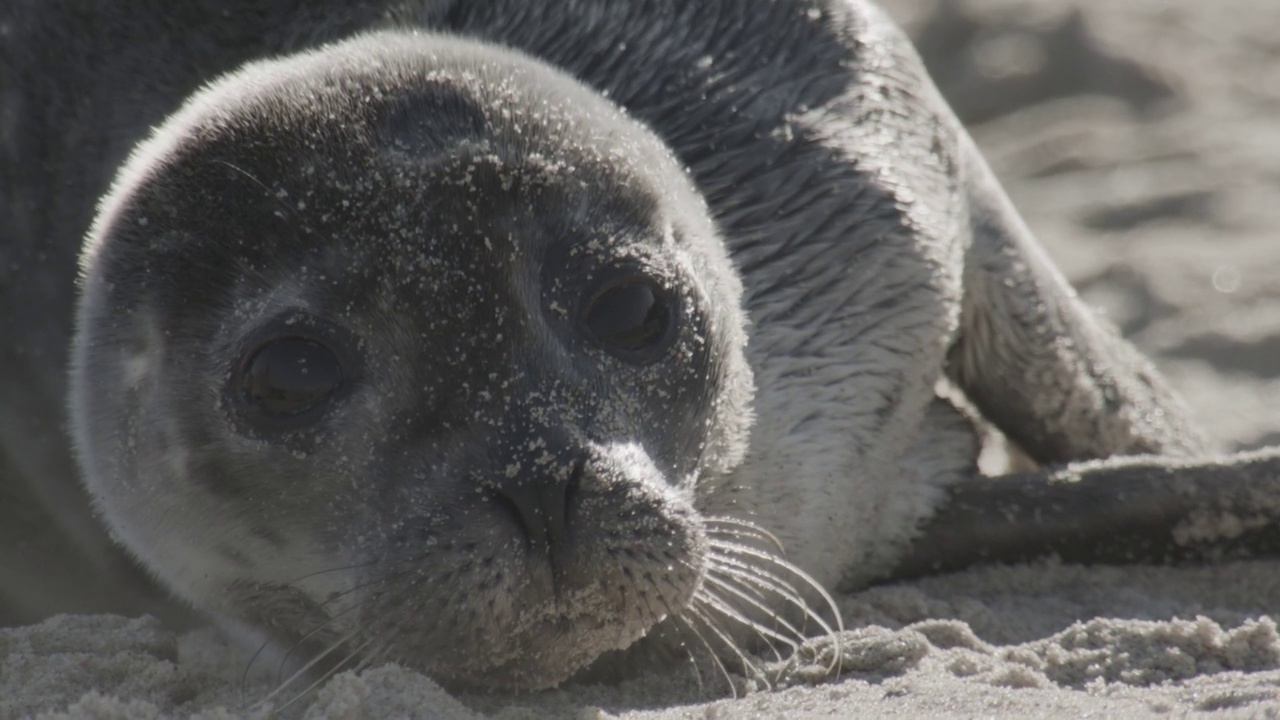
[6,0,1280,717]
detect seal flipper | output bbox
[946,137,1208,463]
[887,447,1280,581]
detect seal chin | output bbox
[439,583,689,690]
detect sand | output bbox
[6,0,1280,717]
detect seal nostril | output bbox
[487,458,583,555]
[563,461,583,528]
[485,486,542,547]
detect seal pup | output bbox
[5,0,1280,695]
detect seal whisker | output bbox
[254,622,372,711]
[708,562,844,677]
[273,633,382,716]
[312,570,406,614]
[239,577,390,699]
[242,637,278,701]
[351,639,395,676]
[706,544,845,676]
[707,562,845,675]
[670,545,824,671]
[671,617,708,697]
[664,552,795,661]
[690,603,773,692]
[670,613,730,698]
[271,592,382,687]
[352,588,439,671]
[699,574,805,659]
[702,516,788,555]
[677,610,742,699]
[704,527,786,555]
[283,560,385,594]
[706,552,817,620]
[694,587,790,664]
[704,558,823,637]
[707,539,844,635]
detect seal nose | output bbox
[488,459,582,553]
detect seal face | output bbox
[71,35,757,689]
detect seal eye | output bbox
[580,274,677,362]
[244,338,343,416]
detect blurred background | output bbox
[880,0,1280,451]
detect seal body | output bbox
[1,0,1226,692]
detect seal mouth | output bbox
[295,452,716,691]
[371,523,710,691]
[232,509,843,699]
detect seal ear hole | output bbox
[579,272,679,364]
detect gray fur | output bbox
[2,0,1274,693]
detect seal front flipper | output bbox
[886,447,1280,582]
[946,136,1209,463]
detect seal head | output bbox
[71,33,753,690]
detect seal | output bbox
[5,0,1280,696]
